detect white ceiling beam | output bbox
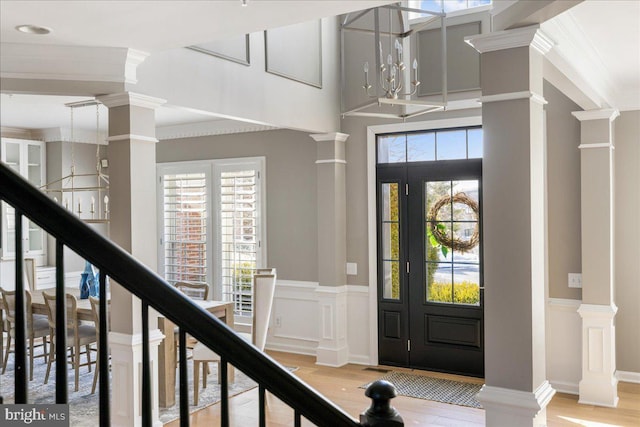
[0,43,147,96]
[493,0,583,31]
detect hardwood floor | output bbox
[166,351,640,427]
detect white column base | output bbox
[109,329,165,427]
[578,303,619,407]
[315,286,348,367]
[477,380,555,427]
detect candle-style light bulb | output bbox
[387,54,392,65]
[413,58,418,70]
[364,62,369,73]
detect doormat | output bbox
[361,371,483,409]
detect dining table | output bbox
[157,299,234,408]
[1,287,233,409]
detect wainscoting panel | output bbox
[265,280,371,364]
[546,298,582,394]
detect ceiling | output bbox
[0,0,638,136]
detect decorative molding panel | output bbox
[578,303,619,407]
[188,34,250,66]
[265,280,370,364]
[265,20,322,88]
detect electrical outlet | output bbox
[275,316,282,327]
[568,273,582,288]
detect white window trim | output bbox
[157,157,266,325]
[366,115,481,365]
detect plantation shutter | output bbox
[161,172,208,285]
[220,169,258,317]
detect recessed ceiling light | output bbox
[15,24,52,35]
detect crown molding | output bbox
[571,109,620,122]
[155,119,278,141]
[98,92,166,109]
[465,25,555,55]
[0,43,148,87]
[29,127,108,144]
[0,126,33,140]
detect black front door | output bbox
[377,158,484,377]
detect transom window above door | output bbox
[378,127,482,163]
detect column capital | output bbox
[578,303,618,319]
[572,109,620,122]
[465,25,554,55]
[309,132,349,143]
[98,91,166,109]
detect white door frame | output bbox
[366,115,482,365]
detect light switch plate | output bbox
[568,273,582,288]
[346,262,357,276]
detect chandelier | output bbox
[42,100,110,224]
[341,3,448,120]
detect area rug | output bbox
[0,348,259,426]
[361,371,483,409]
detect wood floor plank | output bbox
[165,351,640,426]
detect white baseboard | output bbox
[549,380,579,395]
[616,370,640,383]
[266,342,316,357]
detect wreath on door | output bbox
[427,192,480,253]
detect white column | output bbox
[98,92,166,427]
[466,26,555,426]
[572,108,619,408]
[310,132,350,367]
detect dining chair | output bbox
[174,281,209,300]
[0,287,50,380]
[173,281,209,366]
[191,268,276,405]
[43,292,98,392]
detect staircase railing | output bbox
[0,162,402,427]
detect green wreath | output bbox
[427,192,480,254]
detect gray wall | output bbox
[156,129,318,283]
[544,81,582,300]
[615,110,640,373]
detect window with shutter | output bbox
[158,157,265,323]
[160,172,208,285]
[220,169,258,317]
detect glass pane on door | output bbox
[381,182,400,300]
[424,179,480,306]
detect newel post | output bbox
[360,380,404,426]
